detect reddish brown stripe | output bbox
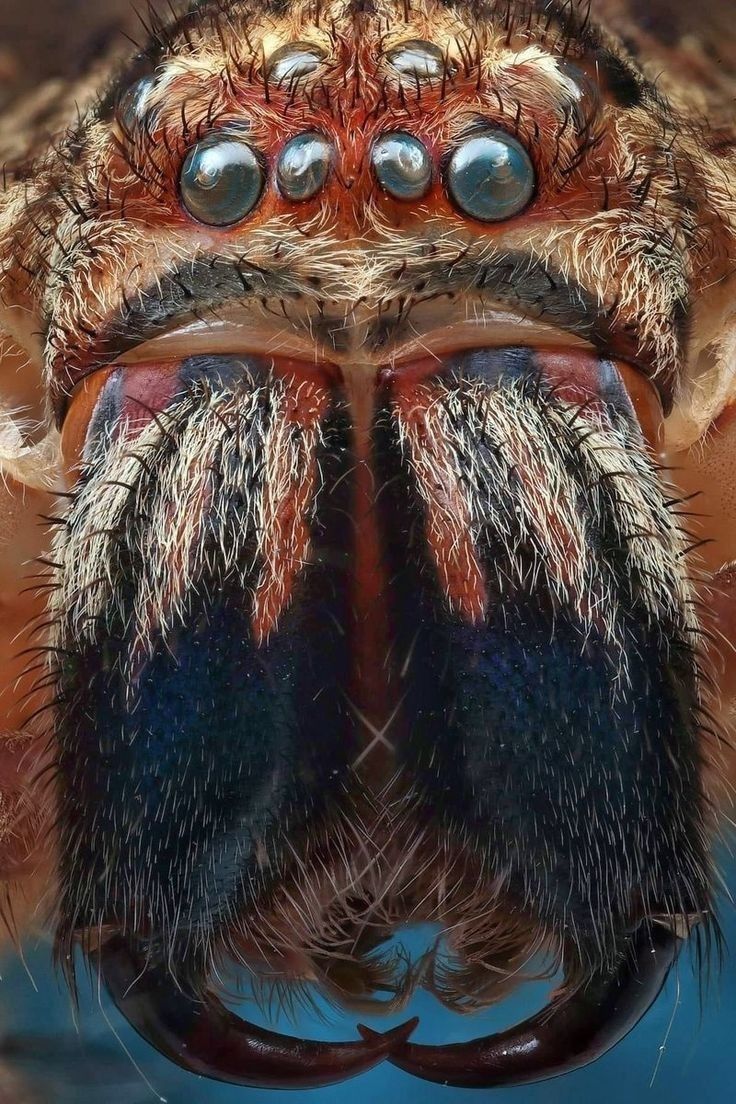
[117,363,185,437]
[251,378,331,645]
[392,380,487,625]
[533,348,663,449]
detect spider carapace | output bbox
[1,0,736,1090]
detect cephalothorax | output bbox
[1,0,736,1091]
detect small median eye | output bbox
[372,132,433,200]
[277,132,333,201]
[180,134,264,227]
[447,130,535,222]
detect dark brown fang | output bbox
[359,922,682,1089]
[95,935,418,1088]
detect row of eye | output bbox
[180,129,535,227]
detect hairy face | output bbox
[2,0,736,1091]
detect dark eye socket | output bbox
[179,134,264,227]
[446,130,535,223]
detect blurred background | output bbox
[0,1,734,1100]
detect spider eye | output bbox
[385,39,447,80]
[179,134,264,227]
[447,130,535,222]
[277,132,333,201]
[372,132,432,200]
[268,42,326,84]
[118,75,156,133]
[556,60,601,128]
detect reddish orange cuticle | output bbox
[60,365,118,474]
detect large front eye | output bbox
[446,130,535,222]
[180,134,264,227]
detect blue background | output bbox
[0,866,733,1104]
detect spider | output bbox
[0,0,735,1092]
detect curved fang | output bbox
[95,935,418,1088]
[359,922,682,1089]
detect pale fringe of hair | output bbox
[50,375,327,673]
[0,402,61,491]
[397,375,696,648]
[209,783,549,1018]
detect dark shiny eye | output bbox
[117,76,156,133]
[179,134,264,227]
[277,132,332,201]
[372,132,432,200]
[446,130,535,222]
[556,60,602,129]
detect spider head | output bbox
[2,0,732,1091]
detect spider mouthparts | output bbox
[94,935,418,1089]
[359,922,683,1088]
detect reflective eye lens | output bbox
[556,60,601,129]
[447,131,535,222]
[118,76,156,133]
[268,42,326,85]
[277,132,332,201]
[372,132,432,200]
[180,134,264,227]
[385,39,447,80]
